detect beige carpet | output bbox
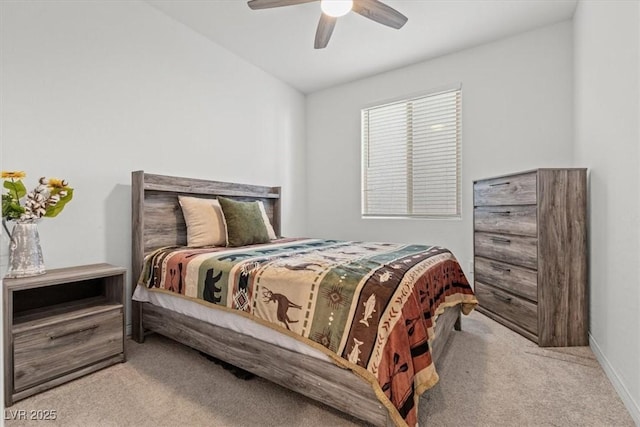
[6,311,635,427]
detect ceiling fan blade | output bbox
[247,0,318,10]
[314,14,337,49]
[352,0,408,29]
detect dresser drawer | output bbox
[13,308,123,391]
[475,282,538,334]
[474,205,537,237]
[474,172,537,206]
[475,232,537,270]
[475,257,537,302]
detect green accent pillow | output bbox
[218,197,271,247]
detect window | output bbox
[361,86,461,218]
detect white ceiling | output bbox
[147,0,577,94]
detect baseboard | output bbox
[590,334,640,426]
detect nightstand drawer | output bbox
[474,205,537,237]
[475,232,537,270]
[474,172,537,206]
[475,257,537,302]
[13,308,123,391]
[475,282,538,334]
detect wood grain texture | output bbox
[474,232,537,270]
[4,282,14,408]
[473,168,588,347]
[474,172,537,206]
[142,173,280,197]
[537,169,588,346]
[5,264,125,292]
[474,205,537,237]
[131,171,145,343]
[132,171,281,256]
[141,302,460,426]
[14,302,121,334]
[474,306,538,344]
[474,282,538,335]
[430,305,461,364]
[4,264,126,406]
[272,187,282,237]
[11,354,125,404]
[142,303,388,425]
[142,192,187,249]
[474,256,537,302]
[131,171,145,282]
[14,308,123,391]
[104,273,126,352]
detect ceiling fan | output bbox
[247,0,408,49]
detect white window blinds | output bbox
[362,87,461,218]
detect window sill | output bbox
[362,215,462,221]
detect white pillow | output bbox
[258,201,277,240]
[178,196,227,247]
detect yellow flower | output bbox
[47,178,69,189]
[1,171,26,179]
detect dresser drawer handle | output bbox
[490,263,511,272]
[489,211,511,215]
[50,324,99,340]
[489,181,510,187]
[492,291,512,303]
[490,237,511,244]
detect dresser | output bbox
[473,169,588,347]
[3,264,126,406]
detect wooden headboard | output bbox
[130,171,281,291]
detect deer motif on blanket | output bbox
[262,287,302,330]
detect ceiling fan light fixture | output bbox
[320,0,353,18]
[248,0,407,49]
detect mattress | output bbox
[132,284,330,361]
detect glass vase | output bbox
[6,220,46,278]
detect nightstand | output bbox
[3,264,126,406]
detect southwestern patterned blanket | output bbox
[139,238,476,426]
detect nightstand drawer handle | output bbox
[492,291,512,303]
[489,211,511,215]
[490,237,511,244]
[489,181,510,187]
[50,324,99,340]
[490,263,511,272]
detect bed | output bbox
[130,171,476,427]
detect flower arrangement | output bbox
[2,171,74,224]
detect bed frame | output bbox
[131,170,462,426]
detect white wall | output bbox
[0,1,307,322]
[306,21,574,277]
[2,1,638,422]
[573,1,640,423]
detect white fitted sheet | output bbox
[132,284,330,361]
